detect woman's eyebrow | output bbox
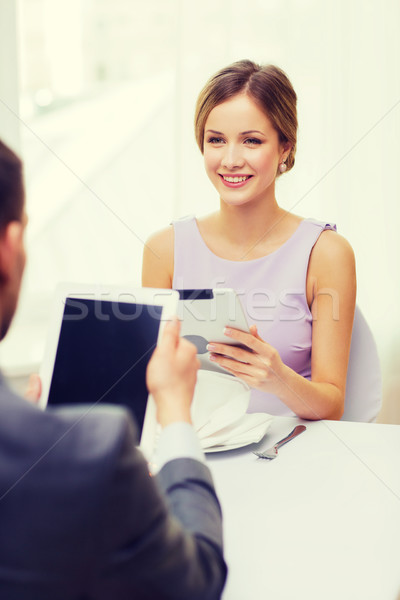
[240,130,265,136]
[205,129,266,136]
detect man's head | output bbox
[0,139,26,340]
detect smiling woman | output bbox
[202,94,290,208]
[142,59,357,421]
[0,1,396,423]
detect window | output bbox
[0,0,399,427]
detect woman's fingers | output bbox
[207,342,251,364]
[209,345,274,379]
[207,326,284,393]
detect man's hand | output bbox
[146,317,200,427]
[25,374,41,405]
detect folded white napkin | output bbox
[191,370,273,452]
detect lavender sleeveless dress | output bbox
[172,216,336,416]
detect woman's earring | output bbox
[279,161,287,174]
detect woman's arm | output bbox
[142,225,174,288]
[207,231,356,420]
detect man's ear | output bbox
[0,222,24,284]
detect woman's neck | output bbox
[217,196,286,248]
[198,188,301,262]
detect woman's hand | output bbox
[208,321,347,421]
[207,325,288,396]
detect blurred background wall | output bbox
[0,0,399,423]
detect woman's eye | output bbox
[207,137,225,144]
[244,138,262,145]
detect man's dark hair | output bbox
[0,139,24,231]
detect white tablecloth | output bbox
[207,416,400,600]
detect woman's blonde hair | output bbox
[194,59,297,172]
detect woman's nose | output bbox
[221,145,245,169]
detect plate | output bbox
[203,416,272,453]
[200,412,273,450]
[205,439,260,453]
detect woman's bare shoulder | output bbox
[309,229,356,288]
[142,225,174,287]
[144,224,174,254]
[313,229,355,263]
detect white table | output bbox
[206,417,400,600]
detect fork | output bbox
[253,425,306,459]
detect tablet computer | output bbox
[39,284,179,459]
[176,288,250,375]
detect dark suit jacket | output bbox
[0,376,226,599]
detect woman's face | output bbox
[203,93,288,207]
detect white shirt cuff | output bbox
[150,422,205,474]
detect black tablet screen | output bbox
[47,298,162,434]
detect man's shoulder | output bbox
[50,403,137,463]
[0,379,137,471]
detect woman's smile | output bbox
[204,94,287,207]
[219,174,253,188]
